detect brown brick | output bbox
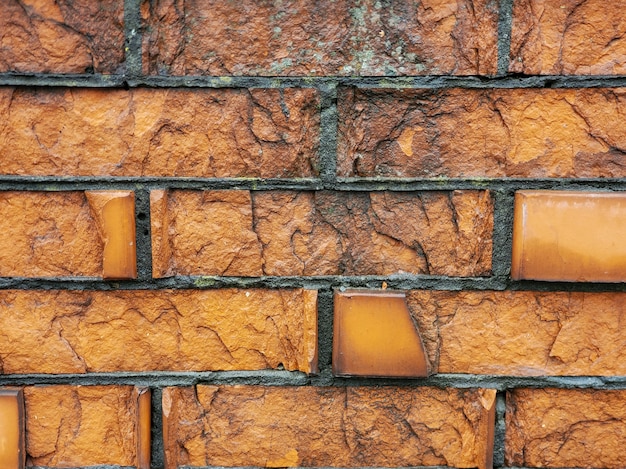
[0,192,103,277]
[25,386,141,467]
[163,385,496,469]
[0,289,317,374]
[510,0,626,75]
[407,290,626,376]
[506,388,626,468]
[141,0,498,76]
[151,190,493,277]
[338,87,626,178]
[0,0,124,74]
[0,88,319,177]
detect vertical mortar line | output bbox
[134,188,153,281]
[491,189,515,281]
[493,390,507,467]
[316,289,335,373]
[496,0,514,76]
[150,387,164,469]
[318,81,339,187]
[124,0,143,78]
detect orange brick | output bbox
[510,0,626,75]
[0,192,103,277]
[338,87,626,178]
[0,0,124,74]
[0,389,24,469]
[25,386,143,467]
[512,190,626,282]
[141,0,498,76]
[0,88,319,177]
[0,289,317,374]
[407,290,626,376]
[506,388,626,468]
[163,385,496,469]
[151,190,493,277]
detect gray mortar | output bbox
[2,1,626,467]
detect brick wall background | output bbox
[1,1,626,468]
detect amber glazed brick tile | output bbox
[162,385,496,469]
[506,388,626,468]
[510,0,626,75]
[24,386,145,467]
[0,88,319,178]
[338,87,626,178]
[0,1,124,73]
[0,389,25,469]
[0,289,317,374]
[136,388,151,469]
[333,290,429,377]
[407,290,626,376]
[151,190,493,277]
[141,0,498,76]
[512,191,626,282]
[86,191,137,279]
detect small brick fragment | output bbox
[0,88,319,178]
[151,190,493,277]
[24,386,140,467]
[407,290,626,376]
[510,0,626,75]
[0,0,124,74]
[141,0,498,76]
[163,385,496,469]
[506,388,626,468]
[338,87,626,178]
[0,192,102,277]
[0,289,317,374]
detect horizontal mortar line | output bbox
[2,372,626,390]
[0,177,625,192]
[29,466,134,469]
[4,73,626,89]
[180,467,468,469]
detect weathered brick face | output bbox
[141,0,499,76]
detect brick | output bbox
[510,0,626,75]
[0,192,103,277]
[0,289,317,374]
[512,190,626,282]
[24,386,142,467]
[407,290,626,376]
[0,88,319,177]
[0,0,124,74]
[141,0,498,76]
[163,385,496,469]
[0,389,24,469]
[506,388,626,468]
[338,87,626,178]
[151,190,493,277]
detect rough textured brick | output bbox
[0,88,319,177]
[407,290,626,376]
[0,0,124,74]
[506,388,626,468]
[25,386,140,467]
[0,192,102,277]
[151,190,493,277]
[163,385,495,469]
[0,289,317,374]
[510,0,626,75]
[338,87,626,178]
[141,0,498,76]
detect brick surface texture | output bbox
[2,1,625,468]
[339,87,626,178]
[506,388,626,468]
[163,385,494,469]
[0,289,317,374]
[0,87,320,177]
[151,189,493,277]
[141,0,499,76]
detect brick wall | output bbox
[1,1,625,468]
